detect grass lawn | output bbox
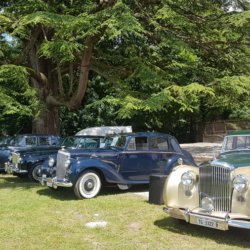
[0,174,250,250]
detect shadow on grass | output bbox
[154,217,250,248]
[36,184,150,201]
[0,174,38,189]
[36,187,78,200]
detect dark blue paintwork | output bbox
[43,132,196,186]
[2,134,61,176]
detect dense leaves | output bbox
[0,0,249,140]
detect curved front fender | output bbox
[163,165,199,209]
[164,154,197,175]
[68,158,126,185]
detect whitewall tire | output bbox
[74,171,101,199]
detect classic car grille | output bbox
[11,152,21,165]
[56,151,70,179]
[199,164,232,212]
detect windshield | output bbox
[61,136,101,149]
[222,135,250,152]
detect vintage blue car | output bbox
[163,130,250,231]
[40,135,106,178]
[4,134,61,181]
[41,132,196,199]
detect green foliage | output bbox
[205,76,250,119]
[0,0,250,139]
[0,65,38,134]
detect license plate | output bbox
[197,218,218,229]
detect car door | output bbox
[149,136,170,175]
[36,136,57,157]
[119,136,156,182]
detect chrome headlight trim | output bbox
[233,175,249,193]
[48,157,55,167]
[181,171,195,188]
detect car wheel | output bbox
[74,171,101,199]
[28,163,42,182]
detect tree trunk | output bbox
[32,106,60,135]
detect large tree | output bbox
[0,0,146,134]
[0,0,249,137]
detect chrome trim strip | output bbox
[228,220,250,229]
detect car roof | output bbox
[66,135,105,138]
[227,130,250,136]
[13,133,57,136]
[114,132,174,138]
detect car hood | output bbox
[210,150,250,169]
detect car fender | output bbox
[164,154,196,175]
[68,158,126,185]
[231,166,250,216]
[21,154,46,167]
[163,165,199,210]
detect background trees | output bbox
[0,0,249,141]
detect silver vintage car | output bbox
[163,130,250,231]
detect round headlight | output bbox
[181,171,195,187]
[48,157,55,167]
[64,159,71,168]
[233,175,248,193]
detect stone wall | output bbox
[201,120,250,143]
[181,142,222,165]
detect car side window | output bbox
[151,137,169,151]
[127,137,136,150]
[25,137,37,146]
[39,137,50,145]
[235,136,250,149]
[135,137,148,150]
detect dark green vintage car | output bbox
[163,130,250,231]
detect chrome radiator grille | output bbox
[12,152,21,165]
[199,164,232,212]
[56,151,70,179]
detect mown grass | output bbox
[0,174,250,250]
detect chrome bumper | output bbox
[164,207,250,231]
[41,174,73,189]
[5,162,28,174]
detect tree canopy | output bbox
[0,0,249,139]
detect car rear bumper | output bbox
[164,207,250,230]
[40,175,73,189]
